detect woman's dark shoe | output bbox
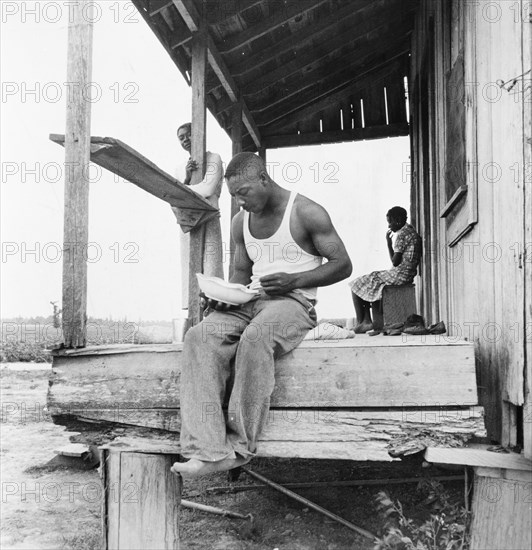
[402,314,429,335]
[428,321,446,335]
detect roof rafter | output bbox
[229,0,391,78]
[172,0,261,148]
[213,40,407,120]
[219,0,329,54]
[242,17,413,97]
[256,49,410,128]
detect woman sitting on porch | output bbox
[349,206,421,333]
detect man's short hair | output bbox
[177,122,191,135]
[225,152,265,181]
[387,206,408,222]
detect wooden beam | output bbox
[172,0,261,148]
[187,24,207,326]
[62,1,93,349]
[262,122,410,149]
[172,0,199,31]
[229,99,243,279]
[131,0,191,84]
[219,0,329,54]
[148,0,173,17]
[59,408,483,462]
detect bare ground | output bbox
[0,363,464,550]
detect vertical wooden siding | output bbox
[411,1,529,452]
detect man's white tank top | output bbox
[243,192,323,301]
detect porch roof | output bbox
[132,0,418,151]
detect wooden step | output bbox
[49,337,478,410]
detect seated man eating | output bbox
[349,206,421,333]
[171,152,352,478]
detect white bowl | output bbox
[196,274,259,306]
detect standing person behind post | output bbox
[175,122,224,282]
[171,152,352,478]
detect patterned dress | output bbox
[349,223,422,302]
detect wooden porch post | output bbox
[62,1,93,348]
[229,99,243,278]
[187,18,207,326]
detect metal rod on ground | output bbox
[206,475,465,494]
[241,467,376,540]
[181,499,252,520]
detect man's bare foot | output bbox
[354,321,373,334]
[170,456,249,478]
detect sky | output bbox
[1,0,410,321]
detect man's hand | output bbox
[184,159,198,185]
[386,229,393,242]
[200,293,238,315]
[259,272,296,295]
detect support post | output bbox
[187,18,208,326]
[229,99,243,278]
[62,1,93,348]
[102,448,181,549]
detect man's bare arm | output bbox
[229,211,253,286]
[260,202,352,295]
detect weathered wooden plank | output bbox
[55,407,485,442]
[425,446,532,471]
[385,72,407,125]
[470,470,532,550]
[49,134,218,223]
[229,99,243,278]
[104,450,180,549]
[361,85,387,128]
[322,105,341,133]
[263,123,410,149]
[62,1,93,349]
[523,0,532,460]
[490,0,526,408]
[50,335,472,357]
[105,450,120,549]
[206,35,262,147]
[49,338,478,409]
[187,26,208,326]
[101,436,396,462]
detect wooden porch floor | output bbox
[48,335,484,462]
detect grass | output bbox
[1,318,173,362]
[61,524,101,550]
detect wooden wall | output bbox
[410,0,531,457]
